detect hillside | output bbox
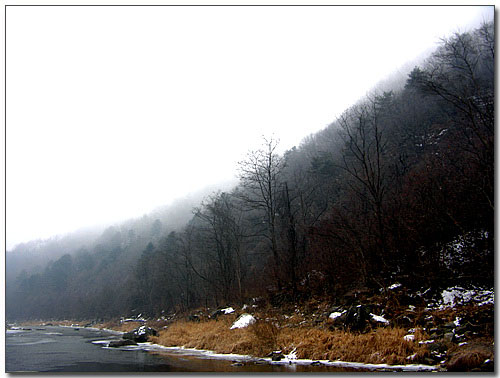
[7,21,493,333]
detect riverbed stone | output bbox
[443,332,455,343]
[123,326,158,343]
[267,351,284,361]
[109,339,138,347]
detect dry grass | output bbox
[18,320,90,327]
[446,338,493,371]
[152,318,431,365]
[447,351,488,371]
[152,316,254,354]
[277,326,430,365]
[98,320,143,333]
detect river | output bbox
[6,326,361,373]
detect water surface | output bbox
[6,326,357,372]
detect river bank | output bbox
[12,285,494,372]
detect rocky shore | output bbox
[11,284,493,372]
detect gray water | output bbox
[6,326,357,373]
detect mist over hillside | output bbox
[6,19,493,326]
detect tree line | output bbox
[7,23,493,320]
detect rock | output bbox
[254,359,268,365]
[231,362,244,366]
[123,326,158,343]
[109,339,138,348]
[267,351,284,361]
[328,310,346,326]
[443,322,456,329]
[428,341,447,354]
[188,314,200,322]
[343,305,372,331]
[311,361,323,366]
[443,332,455,343]
[272,353,284,361]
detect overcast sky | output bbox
[6,5,493,250]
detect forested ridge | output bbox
[6,23,494,321]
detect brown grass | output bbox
[151,316,260,355]
[447,351,489,371]
[98,320,143,333]
[18,320,91,327]
[277,327,430,365]
[446,338,493,372]
[152,318,431,365]
[18,319,148,333]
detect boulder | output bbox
[267,351,284,361]
[343,305,374,331]
[109,339,138,348]
[327,309,347,327]
[123,326,158,343]
[443,332,455,343]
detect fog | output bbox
[6,5,492,250]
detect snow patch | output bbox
[406,353,417,360]
[403,335,415,342]
[92,340,113,345]
[221,307,235,314]
[230,314,256,329]
[388,283,402,290]
[329,311,345,320]
[136,343,437,371]
[284,348,298,361]
[419,340,435,345]
[370,313,389,325]
[438,287,494,309]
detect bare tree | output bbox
[336,94,394,282]
[191,192,245,303]
[237,136,285,289]
[412,25,494,210]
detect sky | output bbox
[5,5,493,250]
